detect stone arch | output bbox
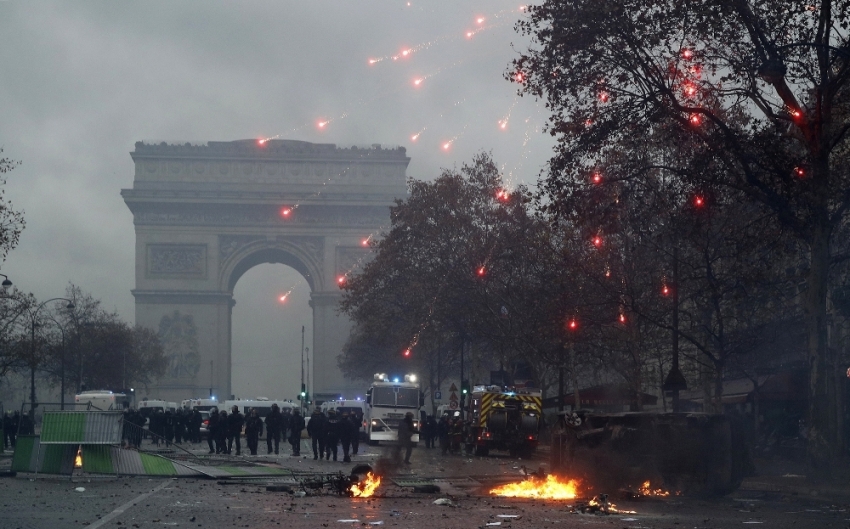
[219,238,325,294]
[122,139,409,403]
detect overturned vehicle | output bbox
[551,411,750,496]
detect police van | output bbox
[74,390,130,411]
[137,399,178,418]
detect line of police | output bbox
[120,407,203,449]
[206,404,306,456]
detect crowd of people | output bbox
[7,402,469,466]
[306,407,362,462]
[206,404,306,456]
[419,412,465,455]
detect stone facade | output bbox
[122,139,409,402]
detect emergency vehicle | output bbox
[464,385,542,456]
[137,399,178,418]
[74,390,130,411]
[181,398,219,412]
[365,373,421,444]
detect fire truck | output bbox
[464,385,542,457]
[365,373,421,444]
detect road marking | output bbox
[84,480,170,529]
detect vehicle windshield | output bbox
[371,387,419,408]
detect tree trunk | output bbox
[714,361,724,415]
[806,219,835,465]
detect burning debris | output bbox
[489,474,579,500]
[349,472,382,498]
[571,494,636,515]
[74,447,82,469]
[619,480,675,500]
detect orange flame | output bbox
[489,475,579,500]
[74,448,83,468]
[638,480,670,497]
[350,472,382,498]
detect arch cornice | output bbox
[218,235,325,293]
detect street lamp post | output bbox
[43,315,67,410]
[300,325,305,414]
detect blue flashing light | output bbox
[393,377,400,383]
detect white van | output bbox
[74,390,130,411]
[181,398,219,412]
[137,399,178,419]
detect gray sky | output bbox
[0,1,553,399]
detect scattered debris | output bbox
[74,487,86,492]
[413,484,441,493]
[266,484,293,493]
[433,498,455,506]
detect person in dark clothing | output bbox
[424,415,438,448]
[438,415,450,454]
[265,403,283,455]
[324,409,341,461]
[350,413,362,455]
[245,408,263,456]
[19,413,34,436]
[227,406,244,455]
[206,407,219,454]
[289,409,305,456]
[339,411,354,462]
[174,410,184,444]
[190,409,202,443]
[3,412,11,449]
[149,411,161,446]
[394,412,417,464]
[132,410,145,448]
[307,408,327,460]
[164,410,175,447]
[10,412,20,445]
[281,408,291,442]
[216,410,228,454]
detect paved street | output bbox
[2,440,849,528]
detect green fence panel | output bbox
[11,436,35,472]
[40,413,86,443]
[82,445,114,474]
[139,453,177,476]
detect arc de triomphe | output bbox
[122,139,409,403]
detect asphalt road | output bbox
[1,440,848,528]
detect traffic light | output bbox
[299,383,306,401]
[461,379,469,395]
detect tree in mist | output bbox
[512,0,850,462]
[0,149,25,264]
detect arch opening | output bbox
[231,263,313,402]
